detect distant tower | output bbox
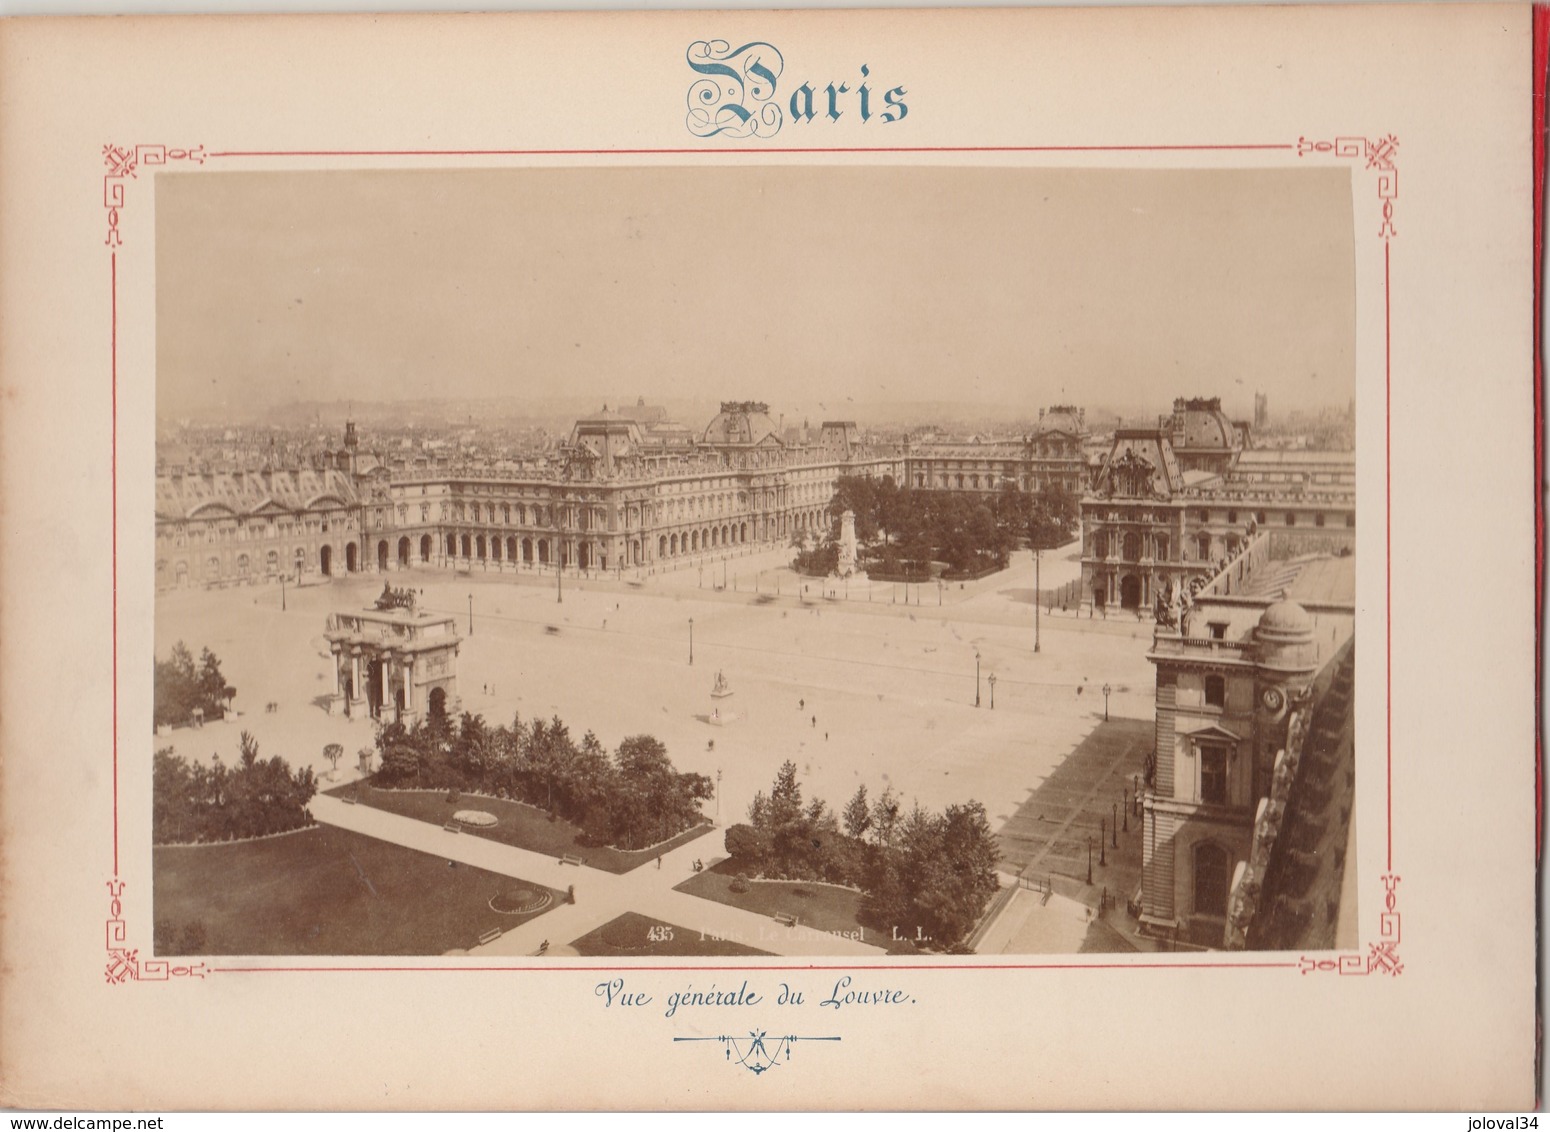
[1254,392,1268,430]
[342,421,359,474]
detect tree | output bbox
[153,641,235,728]
[888,800,1002,949]
[724,823,766,861]
[323,743,345,778]
[843,785,872,840]
[1027,482,1079,551]
[151,734,315,844]
[871,785,901,847]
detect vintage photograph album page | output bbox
[0,4,1537,1111]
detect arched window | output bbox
[1194,842,1230,916]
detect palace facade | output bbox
[1081,398,1356,614]
[903,405,1091,496]
[155,401,1102,591]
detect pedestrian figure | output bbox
[800,698,805,710]
[825,732,829,741]
[811,715,816,728]
[656,855,662,870]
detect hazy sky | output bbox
[156,165,1355,420]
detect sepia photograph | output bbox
[0,4,1537,1111]
[150,163,1360,961]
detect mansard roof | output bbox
[155,466,364,521]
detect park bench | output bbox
[476,927,502,946]
[772,912,798,928]
[558,853,585,867]
[342,793,358,806]
[443,820,462,833]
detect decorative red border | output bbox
[107,137,1402,981]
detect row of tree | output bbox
[153,642,236,729]
[371,712,714,852]
[153,731,317,844]
[803,476,1079,578]
[724,762,1001,951]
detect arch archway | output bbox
[537,538,549,565]
[397,537,411,567]
[320,545,333,576]
[1120,573,1142,610]
[428,686,448,724]
[578,543,591,570]
[491,537,501,562]
[507,536,517,561]
[420,534,432,562]
[446,533,456,558]
[659,535,667,558]
[378,540,390,570]
[476,535,487,560]
[461,534,471,558]
[346,542,359,573]
[522,538,533,563]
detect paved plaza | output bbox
[153,542,1161,955]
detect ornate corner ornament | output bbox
[674,1031,841,1074]
[103,143,206,247]
[105,879,208,984]
[1296,134,1399,238]
[1298,873,1402,976]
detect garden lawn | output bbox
[674,862,903,949]
[153,825,561,955]
[324,784,713,873]
[569,912,770,957]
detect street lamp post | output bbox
[975,653,982,708]
[1113,802,1119,845]
[1102,683,1112,721]
[1086,836,1093,885]
[468,593,473,635]
[1121,793,1128,834]
[988,673,997,710]
[688,617,694,666]
[280,571,287,612]
[1100,820,1107,866]
[716,768,722,825]
[1034,547,1042,653]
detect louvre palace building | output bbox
[1080,397,1356,615]
[154,401,1099,592]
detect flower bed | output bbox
[453,810,498,828]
